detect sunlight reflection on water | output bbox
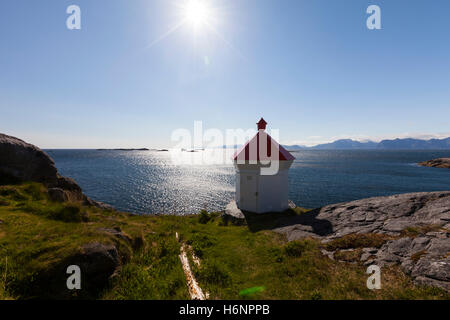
[46,149,450,215]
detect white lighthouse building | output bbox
[232,118,295,214]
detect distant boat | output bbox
[181,148,203,152]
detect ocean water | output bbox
[45,149,450,215]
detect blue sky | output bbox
[1,0,449,148]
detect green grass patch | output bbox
[0,183,448,300]
[325,233,391,251]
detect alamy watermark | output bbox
[170,121,281,175]
[367,5,382,30]
[66,265,81,290]
[66,5,81,30]
[66,4,381,31]
[366,265,381,290]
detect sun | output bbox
[183,0,211,28]
[146,0,232,50]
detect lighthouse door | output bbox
[240,174,258,212]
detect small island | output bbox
[419,158,450,169]
[96,148,150,151]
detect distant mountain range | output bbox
[283,137,450,150]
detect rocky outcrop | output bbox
[0,133,109,208]
[222,200,298,226]
[272,192,450,291]
[74,242,121,290]
[222,201,246,225]
[375,234,449,291]
[419,158,450,169]
[34,242,125,299]
[0,134,58,185]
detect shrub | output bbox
[334,249,362,262]
[188,233,215,258]
[401,225,443,237]
[284,240,314,257]
[325,233,389,251]
[0,187,27,201]
[198,210,211,224]
[50,205,86,223]
[280,263,302,278]
[23,184,44,201]
[310,290,322,300]
[268,247,283,263]
[198,260,231,286]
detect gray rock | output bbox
[0,133,58,184]
[320,249,334,260]
[387,238,413,256]
[277,226,319,241]
[275,191,450,239]
[360,252,371,262]
[74,242,122,290]
[0,133,113,209]
[48,187,68,202]
[221,201,246,225]
[411,259,450,282]
[83,196,114,210]
[271,191,450,291]
[54,175,86,203]
[98,227,133,244]
[362,247,379,254]
[360,248,379,263]
[364,259,376,266]
[30,241,124,299]
[411,237,430,252]
[415,276,450,292]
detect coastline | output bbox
[1,133,449,299]
[419,158,450,169]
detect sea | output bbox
[44,149,450,215]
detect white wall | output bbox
[258,170,289,213]
[234,161,293,213]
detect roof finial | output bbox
[257,118,267,131]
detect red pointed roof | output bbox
[257,118,267,130]
[232,120,295,162]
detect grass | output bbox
[410,250,427,262]
[0,183,449,300]
[325,233,392,251]
[0,257,11,300]
[401,225,447,237]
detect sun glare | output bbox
[184,0,211,28]
[146,0,234,51]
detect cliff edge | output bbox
[0,133,110,208]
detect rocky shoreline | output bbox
[2,133,450,293]
[0,133,111,209]
[419,158,450,169]
[224,192,450,292]
[276,192,450,291]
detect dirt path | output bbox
[177,233,207,300]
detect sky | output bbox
[1,0,450,148]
